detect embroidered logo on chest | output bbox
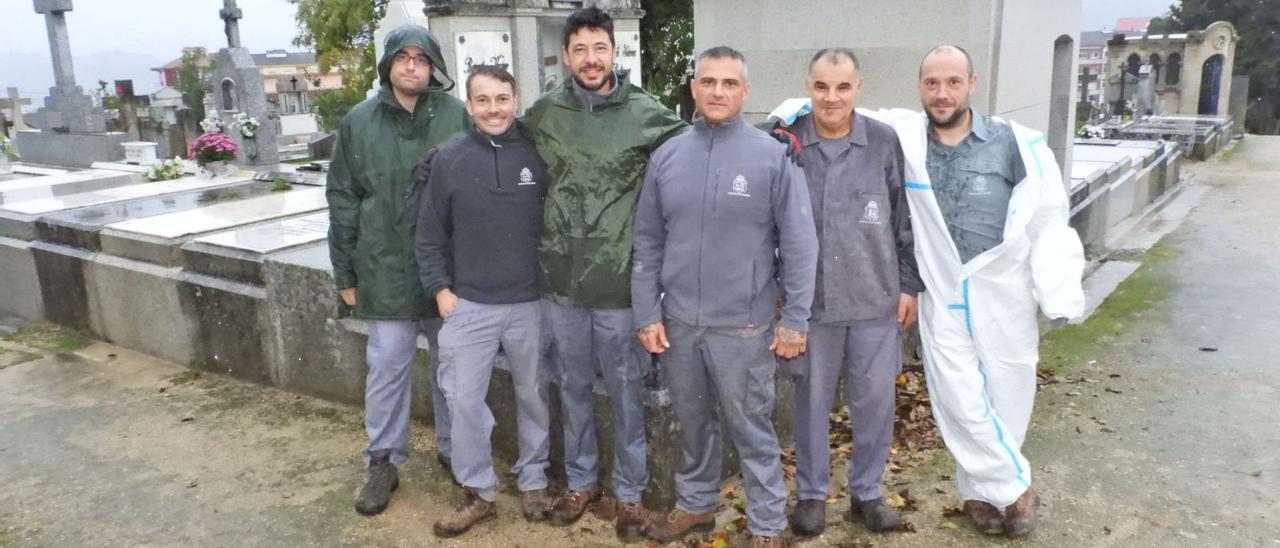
[860,200,882,224]
[969,175,991,196]
[728,174,751,197]
[518,167,536,186]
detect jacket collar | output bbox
[693,113,747,136]
[795,111,868,148]
[467,120,523,147]
[558,72,628,111]
[928,108,992,143]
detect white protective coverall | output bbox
[767,100,1086,507]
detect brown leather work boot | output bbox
[647,508,717,543]
[1003,487,1040,537]
[964,499,1005,535]
[432,489,496,538]
[520,488,552,522]
[615,501,650,543]
[749,534,792,548]
[548,485,602,526]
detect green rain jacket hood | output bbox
[378,24,454,91]
[326,24,469,320]
[523,75,687,309]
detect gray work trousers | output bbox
[790,318,902,502]
[437,299,550,501]
[662,317,787,537]
[363,318,450,465]
[541,299,649,503]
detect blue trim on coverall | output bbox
[959,278,1031,489]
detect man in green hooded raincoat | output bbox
[325,24,469,517]
[520,7,687,541]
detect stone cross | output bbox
[220,0,243,49]
[33,0,79,89]
[3,88,32,130]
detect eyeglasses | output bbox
[394,52,431,66]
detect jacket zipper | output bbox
[697,131,715,324]
[491,138,502,189]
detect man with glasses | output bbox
[326,23,468,517]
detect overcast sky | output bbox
[1,0,1177,99]
[2,0,299,56]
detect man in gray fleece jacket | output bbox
[631,46,818,547]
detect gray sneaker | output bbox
[354,457,399,516]
[849,497,901,532]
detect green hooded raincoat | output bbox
[523,76,687,309]
[326,25,469,320]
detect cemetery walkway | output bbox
[1,138,1279,546]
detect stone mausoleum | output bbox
[1105,21,1238,117]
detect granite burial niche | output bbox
[0,173,257,321]
[0,169,141,206]
[29,177,280,330]
[86,186,328,369]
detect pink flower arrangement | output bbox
[187,132,240,166]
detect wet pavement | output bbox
[1,138,1278,546]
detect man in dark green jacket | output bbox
[325,24,469,517]
[520,7,686,541]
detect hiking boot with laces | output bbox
[647,507,716,543]
[964,499,1005,535]
[615,501,650,543]
[850,496,901,532]
[1003,487,1040,537]
[520,488,552,522]
[353,457,399,516]
[432,488,496,538]
[548,484,602,526]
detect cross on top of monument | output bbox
[220,0,243,49]
[33,0,75,15]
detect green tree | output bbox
[640,0,694,119]
[1161,0,1280,133]
[176,48,213,122]
[291,0,389,131]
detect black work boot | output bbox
[789,499,827,537]
[849,497,901,532]
[354,456,399,516]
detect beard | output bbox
[572,65,611,92]
[923,99,970,129]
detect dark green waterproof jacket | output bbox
[326,25,469,320]
[523,77,687,309]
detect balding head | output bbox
[918,44,978,130]
[920,45,974,78]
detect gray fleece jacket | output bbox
[631,115,818,332]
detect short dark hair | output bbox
[920,44,975,77]
[466,65,518,99]
[808,48,861,73]
[697,46,748,81]
[563,6,615,49]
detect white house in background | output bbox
[1079,31,1109,107]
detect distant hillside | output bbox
[0,49,169,103]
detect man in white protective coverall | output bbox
[877,45,1085,536]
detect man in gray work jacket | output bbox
[631,46,817,548]
[779,49,924,537]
